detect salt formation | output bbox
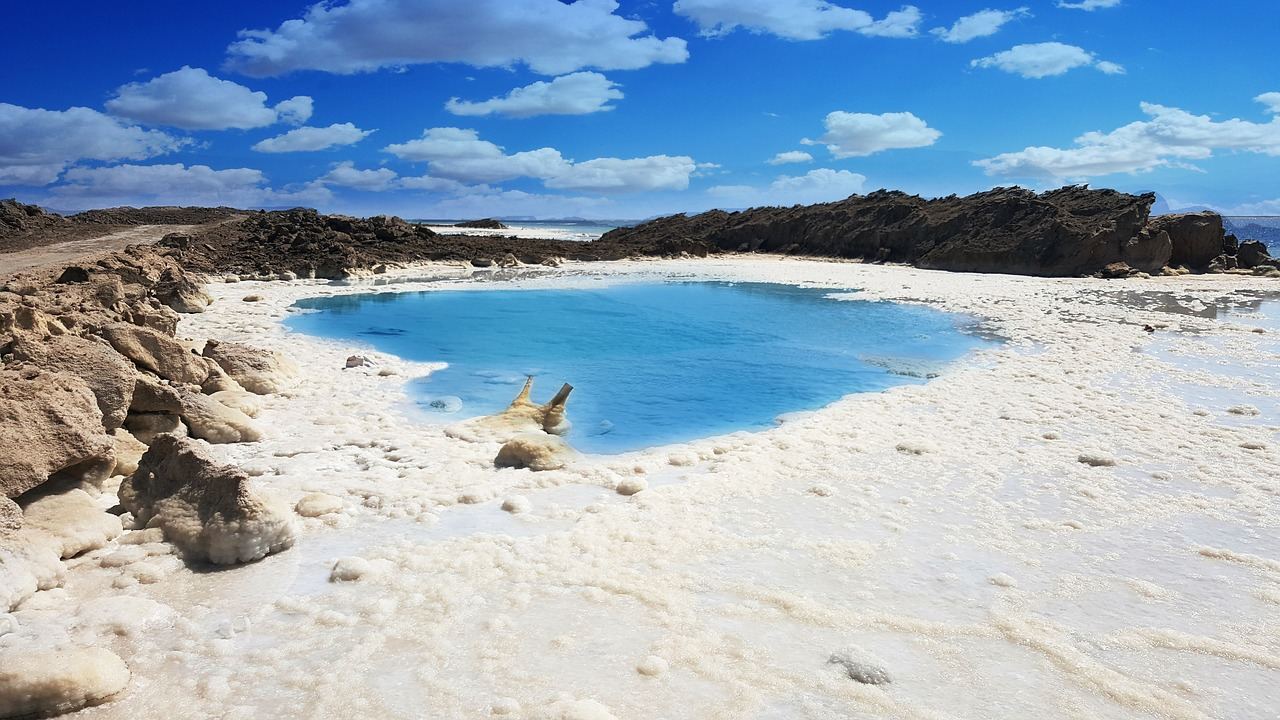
[0,647,130,718]
[201,339,297,395]
[479,378,577,471]
[120,434,295,564]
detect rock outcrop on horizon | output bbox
[455,218,508,229]
[597,187,1252,277]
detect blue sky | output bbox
[1,0,1277,219]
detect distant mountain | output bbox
[1224,217,1280,250]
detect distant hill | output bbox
[1224,217,1280,251]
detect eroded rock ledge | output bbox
[599,187,1277,278]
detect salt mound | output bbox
[120,434,295,564]
[495,434,572,472]
[0,647,130,718]
[295,493,344,518]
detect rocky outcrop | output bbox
[0,368,115,498]
[1237,240,1274,269]
[455,218,508,229]
[202,339,297,395]
[151,267,212,313]
[121,434,295,564]
[598,187,1161,277]
[101,322,216,386]
[1150,212,1226,269]
[174,388,262,444]
[11,335,138,431]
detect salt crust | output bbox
[3,257,1278,719]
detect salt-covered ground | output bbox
[8,257,1280,719]
[421,224,605,243]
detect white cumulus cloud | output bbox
[0,103,186,186]
[930,8,1029,44]
[974,94,1280,180]
[252,123,374,153]
[47,163,330,210]
[971,42,1123,78]
[1057,0,1120,10]
[768,150,814,165]
[384,127,696,192]
[673,0,921,40]
[446,72,623,118]
[224,0,688,77]
[802,111,941,157]
[708,168,867,207]
[106,66,312,130]
[316,161,398,191]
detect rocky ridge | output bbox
[599,187,1277,277]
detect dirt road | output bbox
[0,224,194,277]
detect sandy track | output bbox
[0,225,195,277]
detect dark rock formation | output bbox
[455,218,508,229]
[1149,212,1226,269]
[1237,240,1274,268]
[0,198,65,237]
[599,187,1161,277]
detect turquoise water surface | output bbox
[288,282,989,453]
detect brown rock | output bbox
[1237,240,1273,269]
[152,267,212,313]
[101,322,215,385]
[128,373,184,414]
[1149,212,1225,269]
[11,335,138,430]
[0,368,114,498]
[202,339,297,395]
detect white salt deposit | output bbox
[5,257,1279,719]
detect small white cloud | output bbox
[445,72,623,118]
[316,161,398,191]
[708,168,867,206]
[673,0,921,40]
[803,110,941,157]
[253,123,374,153]
[974,96,1280,180]
[106,66,312,130]
[0,103,186,186]
[768,150,814,165]
[971,42,1122,78]
[930,8,1029,44]
[1057,0,1120,10]
[225,0,687,77]
[47,162,330,209]
[384,127,697,192]
[1254,91,1280,114]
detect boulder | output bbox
[120,434,295,564]
[1150,211,1225,269]
[0,368,115,498]
[1208,254,1238,272]
[0,647,131,718]
[152,267,212,313]
[101,322,216,386]
[494,433,573,471]
[11,335,137,431]
[1120,226,1172,273]
[110,429,149,477]
[1238,240,1273,269]
[123,412,186,445]
[128,373,184,415]
[202,339,297,395]
[175,388,262,444]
